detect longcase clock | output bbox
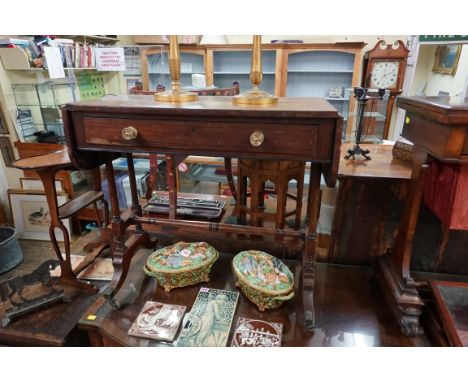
[362,40,409,139]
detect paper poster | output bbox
[43,47,65,79]
[95,47,126,71]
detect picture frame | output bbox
[0,136,15,167]
[0,104,9,134]
[432,45,462,75]
[20,177,64,192]
[8,189,69,241]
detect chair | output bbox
[13,149,109,291]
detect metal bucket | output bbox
[0,227,23,274]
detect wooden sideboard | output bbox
[62,95,342,331]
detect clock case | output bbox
[362,40,409,139]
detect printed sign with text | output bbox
[95,48,126,71]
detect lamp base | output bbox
[154,90,199,103]
[233,89,278,105]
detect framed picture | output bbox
[0,136,15,167]
[20,177,64,192]
[0,104,9,134]
[433,45,462,75]
[8,189,69,241]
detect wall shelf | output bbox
[61,35,119,44]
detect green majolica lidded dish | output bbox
[144,241,219,292]
[232,250,294,311]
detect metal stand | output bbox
[345,87,386,161]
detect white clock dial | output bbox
[370,61,399,89]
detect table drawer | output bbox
[80,116,333,160]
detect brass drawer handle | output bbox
[250,131,264,147]
[122,126,138,140]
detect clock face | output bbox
[370,61,400,89]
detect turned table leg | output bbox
[303,163,322,331]
[104,157,128,301]
[166,155,178,220]
[126,153,143,234]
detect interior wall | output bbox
[410,43,468,97]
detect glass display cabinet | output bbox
[12,81,79,143]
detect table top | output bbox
[0,236,106,346]
[64,95,341,119]
[0,283,104,346]
[338,143,411,180]
[78,246,429,347]
[430,280,468,346]
[398,96,468,127]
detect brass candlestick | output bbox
[233,35,278,105]
[154,35,199,102]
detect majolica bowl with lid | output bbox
[232,250,294,311]
[144,241,219,292]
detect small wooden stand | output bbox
[13,149,109,292]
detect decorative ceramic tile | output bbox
[128,301,186,342]
[231,317,283,347]
[175,288,239,347]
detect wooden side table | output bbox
[329,143,411,265]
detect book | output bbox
[0,38,30,47]
[231,317,283,347]
[175,288,239,347]
[128,301,186,342]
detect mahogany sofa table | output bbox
[62,95,343,330]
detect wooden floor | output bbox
[0,233,436,346]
